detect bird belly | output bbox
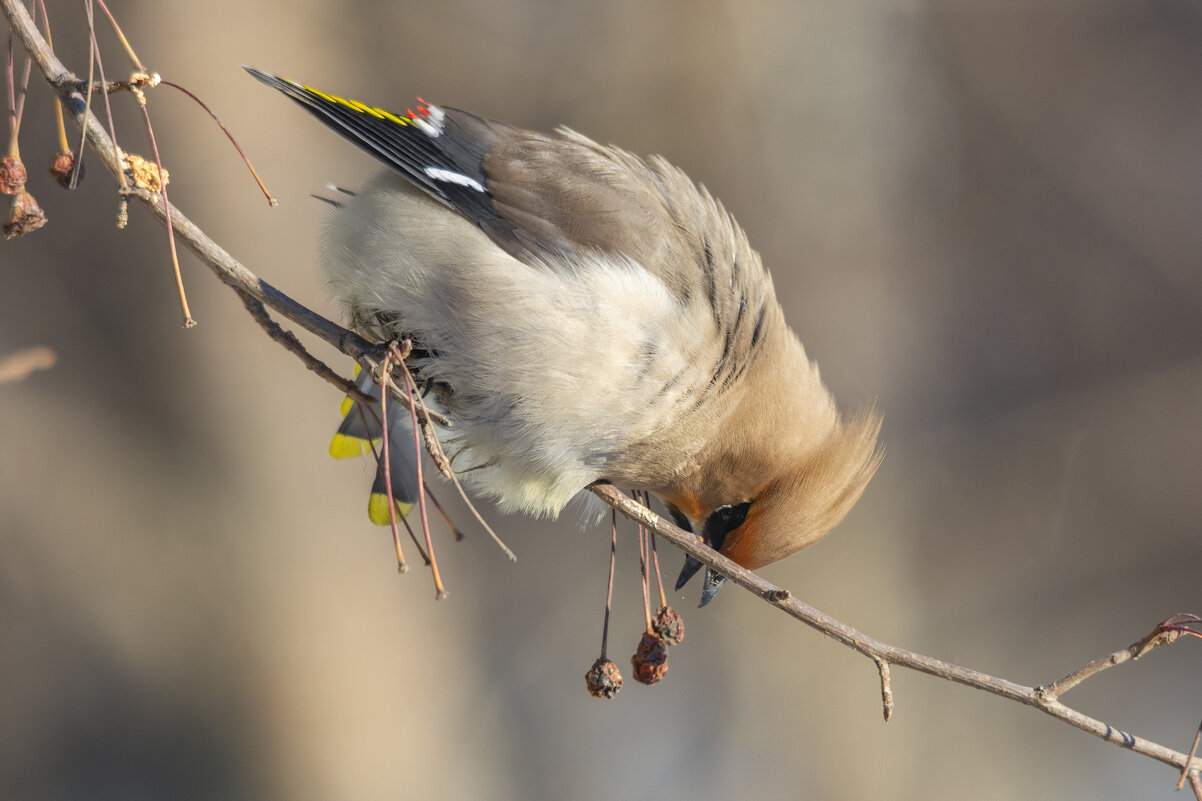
[321,171,718,516]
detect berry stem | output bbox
[599,509,618,660]
[376,356,408,574]
[395,342,446,599]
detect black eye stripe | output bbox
[707,501,752,544]
[665,504,693,534]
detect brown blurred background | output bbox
[2,1,1201,799]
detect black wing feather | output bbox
[244,67,504,229]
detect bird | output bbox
[246,67,883,606]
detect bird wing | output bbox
[246,68,702,276]
[246,66,771,365]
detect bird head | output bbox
[671,410,883,606]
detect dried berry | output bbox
[630,631,669,685]
[49,151,84,189]
[5,189,47,239]
[652,605,685,647]
[1,156,28,195]
[585,657,623,699]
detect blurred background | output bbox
[2,1,1201,799]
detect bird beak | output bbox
[698,567,727,607]
[674,555,728,607]
[671,497,753,606]
[674,554,703,591]
[675,502,746,606]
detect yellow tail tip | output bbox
[368,492,414,526]
[329,432,378,459]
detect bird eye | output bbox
[715,501,751,531]
[701,501,753,552]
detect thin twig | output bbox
[158,79,276,205]
[5,18,15,158]
[348,400,429,565]
[393,341,446,600]
[69,0,89,189]
[643,492,667,608]
[10,0,31,134]
[601,509,617,660]
[376,350,408,574]
[1162,613,1202,640]
[235,290,366,401]
[1038,615,1192,702]
[358,358,450,428]
[29,0,67,160]
[91,0,143,72]
[397,511,430,566]
[423,484,464,541]
[129,84,193,326]
[82,0,126,193]
[1180,720,1202,792]
[346,376,459,547]
[635,493,652,632]
[395,354,514,560]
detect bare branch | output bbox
[235,290,367,402]
[1038,614,1196,701]
[586,483,1200,779]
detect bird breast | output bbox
[321,170,736,516]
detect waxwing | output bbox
[248,68,883,605]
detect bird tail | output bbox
[328,365,420,524]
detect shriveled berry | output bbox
[630,631,669,685]
[5,189,47,239]
[652,605,685,647]
[1,156,28,194]
[585,657,623,699]
[49,151,84,188]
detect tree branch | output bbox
[587,485,1200,782]
[0,0,454,429]
[3,0,1197,793]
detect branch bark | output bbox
[3,0,1198,793]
